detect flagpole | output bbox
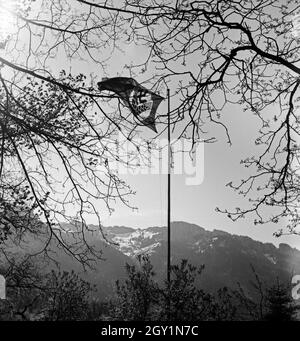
[167,88,171,284]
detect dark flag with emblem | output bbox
[97,77,164,132]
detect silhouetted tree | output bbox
[234,266,299,321]
[264,280,298,321]
[0,257,45,320]
[109,256,237,321]
[159,260,212,321]
[0,256,96,321]
[111,255,159,320]
[43,270,95,321]
[209,287,237,321]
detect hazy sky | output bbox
[101,96,300,249]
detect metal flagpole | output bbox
[167,88,171,283]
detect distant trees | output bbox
[0,255,298,321]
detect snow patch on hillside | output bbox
[264,254,277,264]
[110,230,161,257]
[134,242,161,256]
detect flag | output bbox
[97,77,164,132]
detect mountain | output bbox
[18,221,300,300]
[97,221,300,299]
[3,223,134,300]
[48,228,134,299]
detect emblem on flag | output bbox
[97,77,164,132]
